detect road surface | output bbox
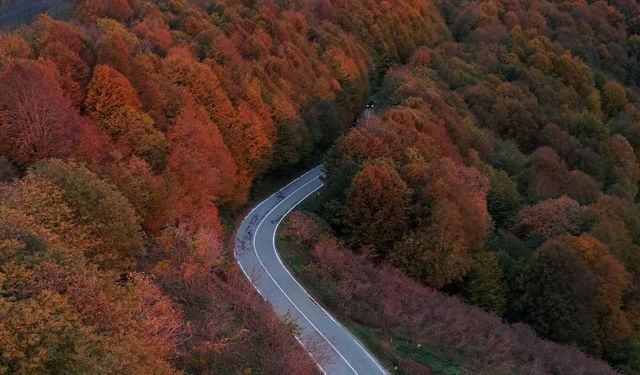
[235,166,389,375]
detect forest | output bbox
[0,0,638,373]
[316,0,640,372]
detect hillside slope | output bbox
[317,0,640,372]
[0,0,636,373]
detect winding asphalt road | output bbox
[235,166,389,375]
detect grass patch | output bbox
[346,322,463,375]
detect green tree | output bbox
[101,105,169,171]
[566,111,609,153]
[30,159,144,270]
[477,164,521,227]
[518,235,630,354]
[392,224,476,289]
[271,120,312,170]
[517,237,599,349]
[602,81,627,116]
[466,251,506,315]
[552,53,594,93]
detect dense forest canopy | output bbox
[318,0,640,372]
[0,0,639,373]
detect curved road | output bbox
[235,166,389,375]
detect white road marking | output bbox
[236,167,388,375]
[235,168,322,280]
[296,336,328,375]
[252,176,359,374]
[271,189,388,375]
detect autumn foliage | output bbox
[0,60,86,165]
[1,0,639,372]
[280,212,616,374]
[0,0,450,373]
[316,0,640,371]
